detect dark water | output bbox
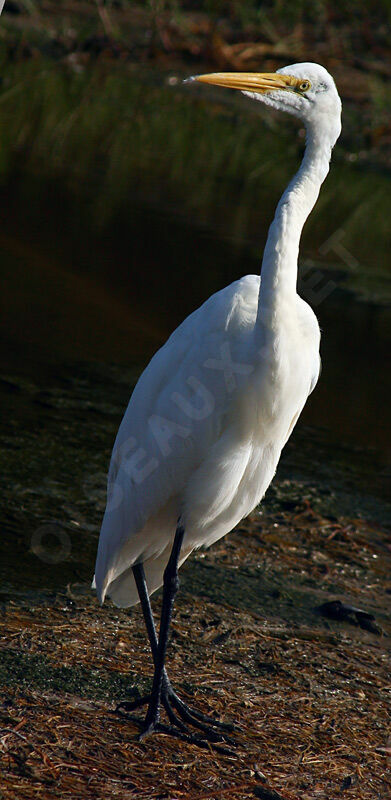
[1,193,390,599]
[1,196,391,459]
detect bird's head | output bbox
[188,62,341,148]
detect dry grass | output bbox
[1,498,390,800]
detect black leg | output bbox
[132,561,160,663]
[116,560,171,705]
[116,526,235,750]
[141,524,185,735]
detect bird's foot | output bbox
[116,682,235,752]
[166,684,235,735]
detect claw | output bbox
[138,720,159,741]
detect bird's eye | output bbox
[299,80,311,92]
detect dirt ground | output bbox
[1,363,390,799]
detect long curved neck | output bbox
[257,128,332,330]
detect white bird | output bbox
[94,62,341,747]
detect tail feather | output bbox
[97,544,193,608]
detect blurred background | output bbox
[0,0,390,590]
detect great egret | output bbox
[94,63,341,746]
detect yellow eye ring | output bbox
[299,80,311,92]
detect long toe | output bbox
[116,694,151,714]
[162,687,231,744]
[161,695,190,734]
[163,675,234,732]
[168,689,235,737]
[155,723,236,756]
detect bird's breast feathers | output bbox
[96,276,320,594]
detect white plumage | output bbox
[94,62,341,613]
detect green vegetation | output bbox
[179,0,391,26]
[0,0,391,301]
[0,55,390,290]
[0,57,295,229]
[0,649,144,700]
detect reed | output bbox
[0,56,390,283]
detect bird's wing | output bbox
[94,275,260,601]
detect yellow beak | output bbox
[192,72,299,94]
